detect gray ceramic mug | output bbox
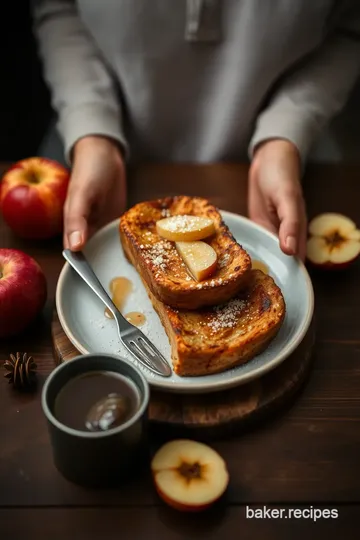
[41,353,150,487]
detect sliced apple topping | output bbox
[156,215,215,242]
[151,439,229,512]
[176,241,217,281]
[306,213,360,268]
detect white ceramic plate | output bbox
[56,211,314,394]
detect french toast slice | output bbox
[143,269,285,377]
[119,196,252,309]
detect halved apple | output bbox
[176,241,217,281]
[306,213,360,269]
[156,215,215,242]
[151,439,229,512]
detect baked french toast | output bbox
[119,196,252,309]
[143,269,286,377]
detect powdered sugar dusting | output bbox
[219,253,230,268]
[159,215,211,233]
[143,240,174,272]
[207,299,246,333]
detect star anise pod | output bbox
[3,352,37,389]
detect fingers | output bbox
[248,179,307,260]
[253,216,278,236]
[249,140,307,260]
[250,183,307,261]
[248,168,279,235]
[62,137,127,251]
[277,189,307,260]
[63,183,91,251]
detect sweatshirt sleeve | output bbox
[249,1,360,163]
[32,0,128,163]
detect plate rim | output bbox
[55,210,314,394]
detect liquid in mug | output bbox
[54,371,141,432]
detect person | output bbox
[32,1,360,259]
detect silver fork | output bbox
[62,249,172,378]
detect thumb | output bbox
[63,186,91,251]
[276,190,305,257]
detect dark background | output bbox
[0,1,51,162]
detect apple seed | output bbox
[325,231,345,249]
[177,461,205,482]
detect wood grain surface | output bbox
[1,163,360,539]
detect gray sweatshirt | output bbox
[32,0,360,164]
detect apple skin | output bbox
[0,249,47,339]
[153,481,217,512]
[0,157,69,239]
[306,258,359,271]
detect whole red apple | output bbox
[0,249,47,339]
[0,157,69,239]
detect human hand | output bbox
[248,139,307,260]
[63,136,127,250]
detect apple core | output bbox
[325,230,345,249]
[177,461,204,481]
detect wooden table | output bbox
[1,163,360,539]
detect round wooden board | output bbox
[51,311,315,438]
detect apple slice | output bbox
[156,215,215,242]
[176,241,217,281]
[151,439,229,512]
[306,213,360,269]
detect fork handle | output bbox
[62,249,128,328]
